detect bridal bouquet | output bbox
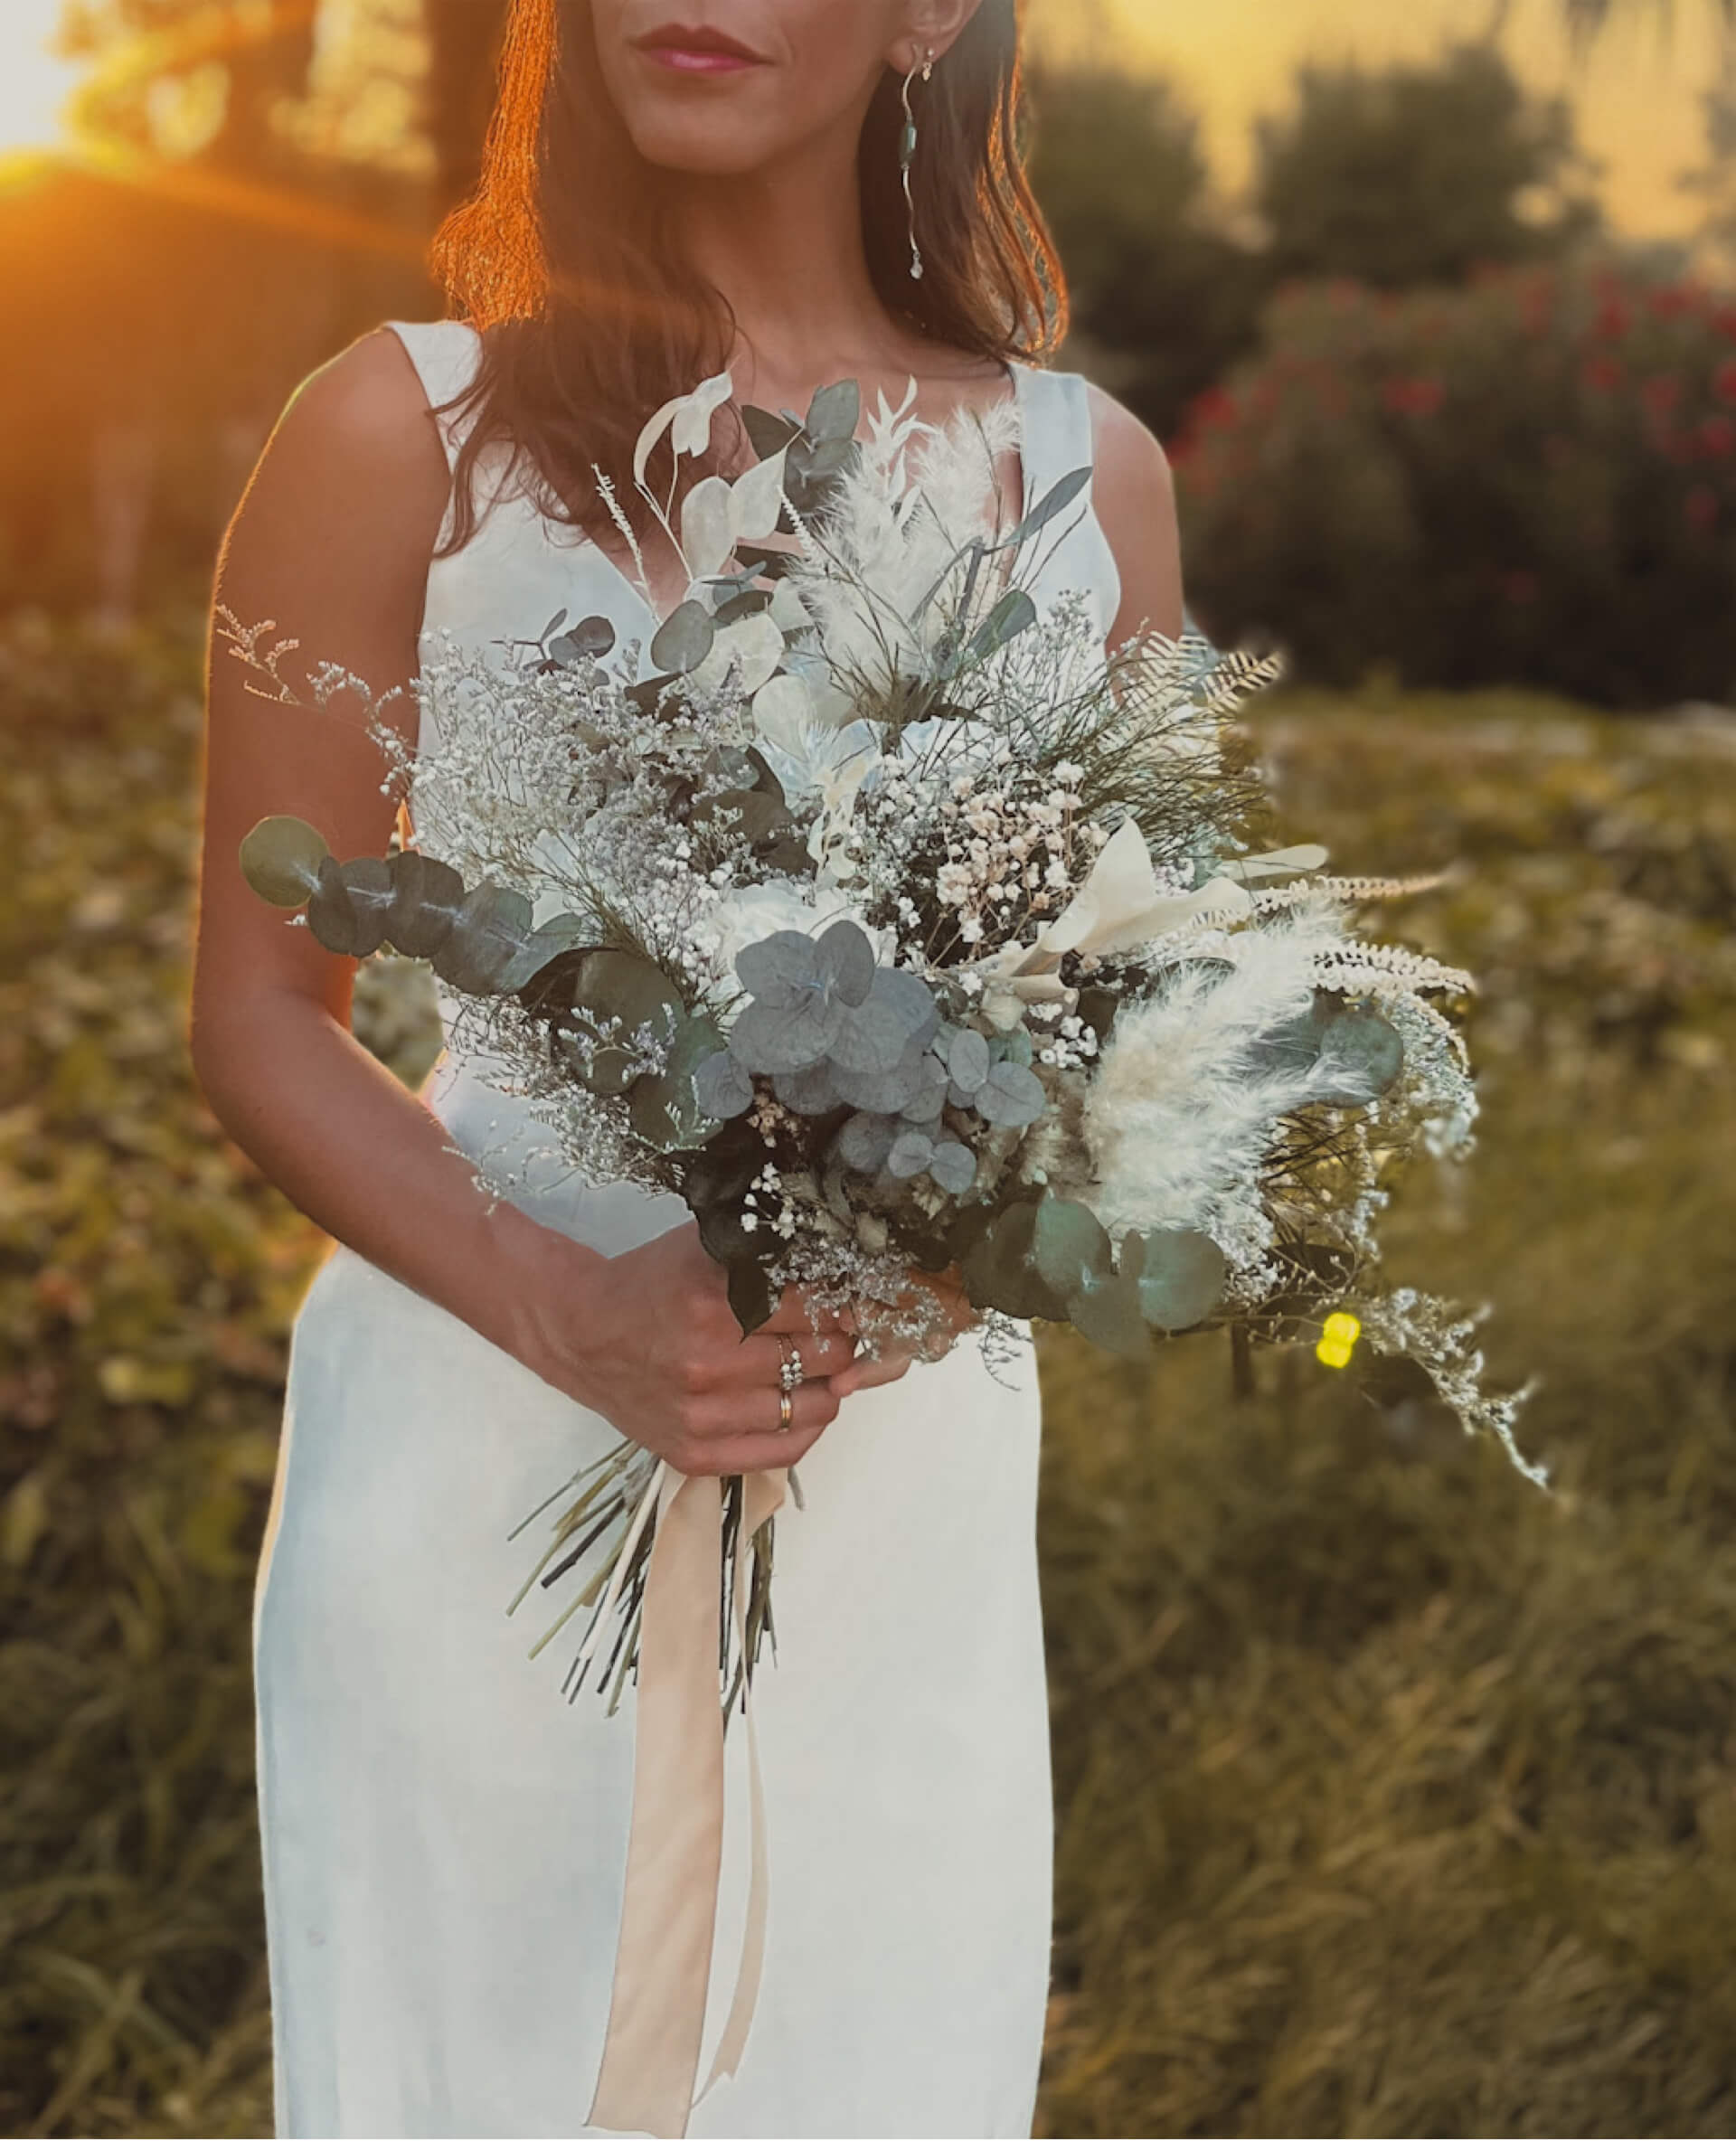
[224,367,1543,1720]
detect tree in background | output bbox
[424,0,508,211]
[1025,67,1265,437]
[1254,42,1600,292]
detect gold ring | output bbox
[777,1390,794,1433]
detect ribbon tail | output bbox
[693,1467,786,2108]
[586,1468,727,2140]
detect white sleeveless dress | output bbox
[251,318,1124,2141]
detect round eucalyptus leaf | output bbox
[815,919,876,1008]
[974,1059,1048,1128]
[898,1053,950,1125]
[1032,1195,1115,1299]
[735,930,818,1010]
[960,1201,1068,1322]
[828,997,916,1075]
[829,1045,921,1115]
[928,1141,976,1196]
[240,815,329,907]
[500,912,595,995]
[772,1060,841,1115]
[433,881,536,994]
[1069,1270,1153,1362]
[886,1129,937,1180]
[838,1111,899,1173]
[868,965,939,1041]
[1310,1005,1405,1106]
[1133,1228,1228,1332]
[988,1027,1035,1068]
[694,1045,755,1121]
[307,857,373,957]
[649,599,717,677]
[383,849,466,959]
[1245,993,1335,1080]
[947,1026,992,1092]
[729,993,844,1073]
[336,857,395,954]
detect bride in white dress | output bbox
[190,2,1183,2135]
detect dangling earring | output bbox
[900,46,936,282]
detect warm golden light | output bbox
[0,0,77,158]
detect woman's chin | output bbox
[619,118,792,179]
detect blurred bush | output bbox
[1173,264,1736,707]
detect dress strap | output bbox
[384,318,485,474]
[1009,363,1124,644]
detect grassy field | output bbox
[3,617,1734,2136]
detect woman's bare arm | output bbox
[1085,382,1187,646]
[190,327,854,1471]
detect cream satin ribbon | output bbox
[586,1459,787,2139]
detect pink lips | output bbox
[635,25,768,74]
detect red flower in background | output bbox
[1382,377,1445,418]
[1643,376,1684,420]
[1699,416,1736,461]
[1685,486,1720,532]
[1191,387,1240,433]
[1595,295,1631,340]
[1715,358,1736,406]
[1583,355,1623,392]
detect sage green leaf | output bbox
[558,948,684,1094]
[998,466,1090,552]
[829,1045,922,1115]
[974,1059,1047,1127]
[899,1052,950,1125]
[729,994,844,1074]
[695,1046,755,1121]
[947,1027,991,1092]
[1131,1227,1228,1332]
[383,850,466,958]
[1069,1269,1153,1361]
[735,931,816,1009]
[432,881,535,993]
[649,600,716,676]
[965,589,1037,665]
[741,405,802,459]
[1311,1005,1405,1106]
[334,857,395,955]
[815,919,876,1008]
[928,1141,976,1196]
[550,615,616,663]
[804,379,861,443]
[1033,1195,1115,1299]
[838,1112,900,1172]
[499,912,595,994]
[772,1060,841,1115]
[630,1014,730,1149]
[306,857,371,957]
[960,1200,1069,1322]
[828,998,916,1075]
[887,1129,936,1180]
[240,815,329,907]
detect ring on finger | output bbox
[777,1389,794,1433]
[776,1334,805,1394]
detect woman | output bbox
[192,1,1183,2134]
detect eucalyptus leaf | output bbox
[1068,1270,1153,1362]
[1032,1195,1115,1299]
[729,994,845,1074]
[896,1052,950,1125]
[558,948,684,1093]
[383,849,466,959]
[960,1200,1069,1322]
[694,1046,755,1121]
[838,1112,900,1173]
[928,1141,976,1195]
[1131,1227,1228,1332]
[335,857,396,952]
[649,600,717,676]
[1310,1005,1405,1106]
[865,965,939,1041]
[815,919,876,1008]
[631,1014,730,1149]
[240,815,330,908]
[306,857,371,957]
[947,1026,992,1092]
[997,466,1090,552]
[741,405,802,459]
[886,1129,937,1180]
[772,1060,841,1115]
[828,998,918,1075]
[974,1058,1047,1127]
[828,1046,922,1116]
[433,881,536,994]
[500,911,596,994]
[736,930,821,1010]
[804,379,861,443]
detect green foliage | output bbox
[1254,44,1599,291]
[1175,263,1736,706]
[7,619,1736,2137]
[1027,67,1266,437]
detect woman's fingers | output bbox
[677,1381,839,1474]
[829,1347,916,1399]
[720,1331,856,1387]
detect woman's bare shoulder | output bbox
[1080,378,1184,643]
[252,328,450,522]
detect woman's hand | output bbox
[511,1220,856,1475]
[827,1266,977,1399]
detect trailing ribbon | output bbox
[586,1461,787,2139]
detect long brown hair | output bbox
[429,0,1066,555]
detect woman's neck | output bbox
[665,127,904,405]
